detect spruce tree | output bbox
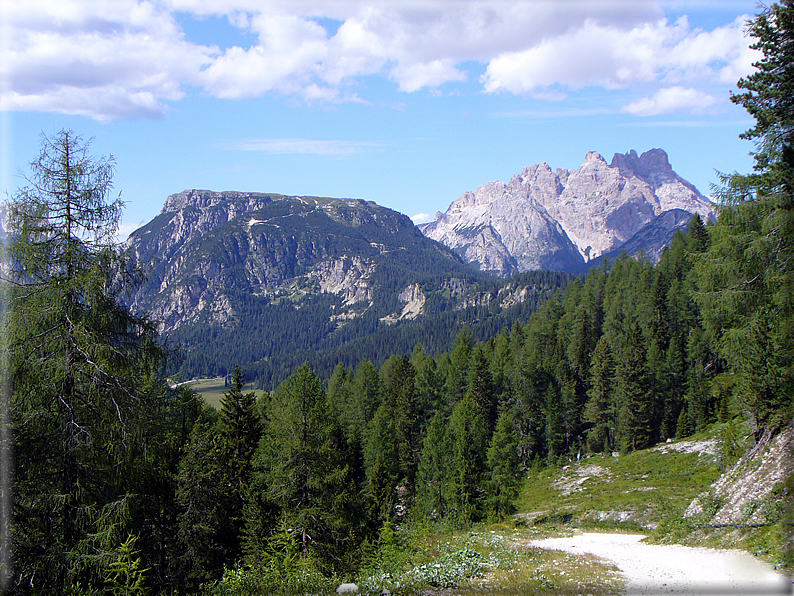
[615,318,653,451]
[487,410,521,518]
[584,336,615,452]
[466,344,497,432]
[258,364,358,566]
[446,397,488,523]
[415,411,450,519]
[218,365,261,561]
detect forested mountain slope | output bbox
[124,190,570,385]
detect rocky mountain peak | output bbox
[420,149,715,276]
[584,151,607,165]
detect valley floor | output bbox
[529,531,791,595]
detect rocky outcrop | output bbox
[420,149,714,276]
[380,283,427,324]
[309,256,375,305]
[685,422,794,527]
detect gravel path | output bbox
[530,532,792,595]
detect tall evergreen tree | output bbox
[366,356,421,520]
[176,418,234,587]
[7,130,168,591]
[414,411,450,519]
[466,344,497,432]
[584,336,615,452]
[697,1,794,433]
[446,397,488,523]
[486,410,521,519]
[257,364,359,566]
[218,366,261,560]
[615,318,653,451]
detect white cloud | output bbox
[410,212,433,224]
[1,0,759,120]
[622,86,719,116]
[2,0,213,120]
[390,59,467,92]
[481,15,758,96]
[115,220,144,243]
[222,138,381,155]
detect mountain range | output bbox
[124,190,566,384]
[420,148,714,276]
[124,148,712,385]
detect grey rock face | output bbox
[124,190,448,333]
[420,149,714,276]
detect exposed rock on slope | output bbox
[125,190,465,333]
[685,422,794,527]
[420,149,714,276]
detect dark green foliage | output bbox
[697,0,794,434]
[176,419,235,587]
[250,365,367,570]
[466,344,497,431]
[446,397,489,523]
[614,317,653,451]
[365,357,421,521]
[486,410,521,518]
[220,366,261,562]
[584,336,615,453]
[7,131,200,593]
[174,373,261,588]
[415,411,451,519]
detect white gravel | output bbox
[530,532,792,595]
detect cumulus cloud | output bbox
[2,0,758,121]
[481,15,758,95]
[2,0,213,120]
[622,86,719,116]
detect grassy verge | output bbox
[352,525,624,596]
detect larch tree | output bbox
[7,130,166,591]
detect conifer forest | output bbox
[2,2,792,593]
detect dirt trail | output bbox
[530,532,792,595]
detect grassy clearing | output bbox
[511,420,792,572]
[175,377,265,409]
[515,428,727,531]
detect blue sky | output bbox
[2,0,763,239]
